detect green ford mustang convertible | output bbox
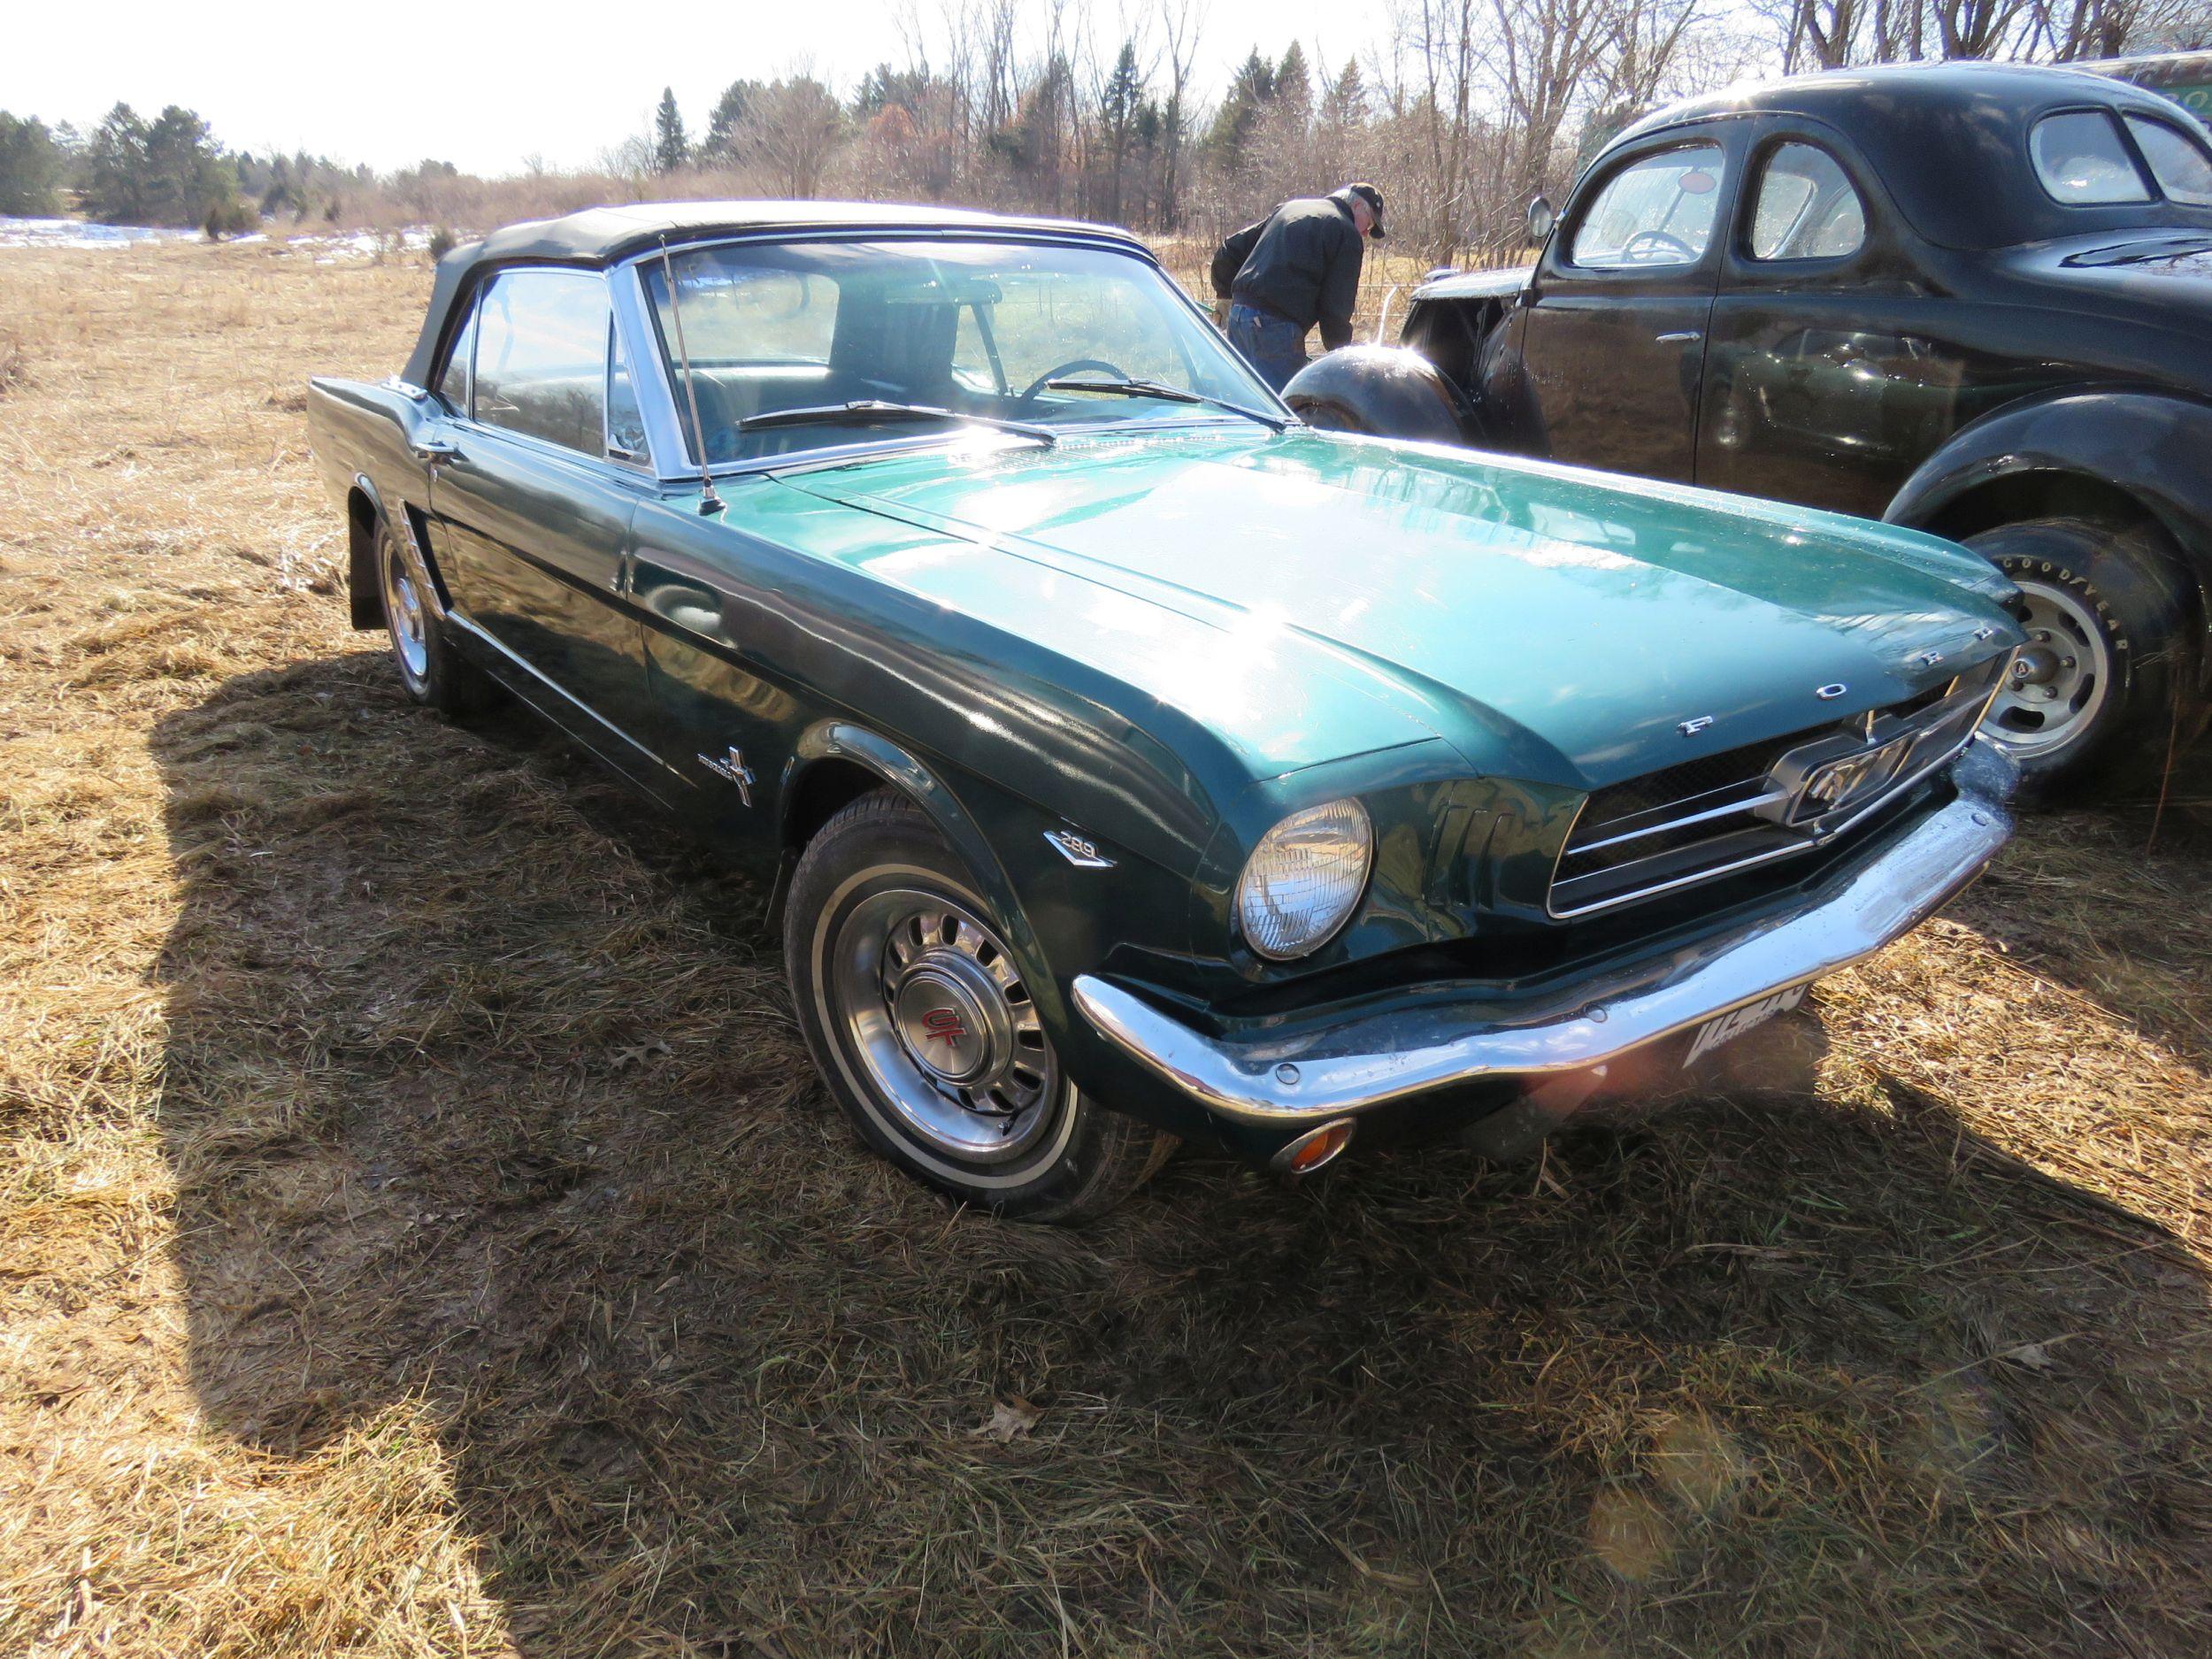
[307,203,2025,1222]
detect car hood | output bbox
[787,428,2018,789]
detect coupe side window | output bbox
[2031,111,2152,204]
[2124,115,2212,206]
[472,270,611,456]
[1747,142,1867,261]
[1569,144,1728,270]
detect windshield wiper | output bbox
[738,400,1056,446]
[1041,376,1291,432]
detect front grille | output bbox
[1548,661,2005,918]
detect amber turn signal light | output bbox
[1271,1118,1356,1175]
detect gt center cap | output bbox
[894,962,1000,1086]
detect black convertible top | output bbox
[1614,61,2212,251]
[401,200,1148,389]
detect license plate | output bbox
[1682,982,1810,1069]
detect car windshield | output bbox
[640,237,1277,467]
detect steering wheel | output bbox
[1621,230,1697,265]
[1016,357,1133,406]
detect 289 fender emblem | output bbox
[1043,828,1115,868]
[698,746,757,807]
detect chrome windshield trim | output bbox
[1076,744,2016,1125]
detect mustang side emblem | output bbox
[698,746,757,807]
[1678,716,1715,737]
[1043,827,1115,868]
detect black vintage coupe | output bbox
[1289,63,2212,789]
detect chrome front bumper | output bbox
[1073,746,2016,1126]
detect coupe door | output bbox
[1515,134,1738,482]
[425,268,664,779]
[1697,130,1976,520]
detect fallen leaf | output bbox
[976,1396,1041,1442]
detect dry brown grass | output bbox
[2,237,2210,1658]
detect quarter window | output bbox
[607,321,648,461]
[1747,142,1867,260]
[435,301,473,409]
[2124,115,2212,206]
[2030,111,2151,204]
[1570,145,1728,270]
[472,270,611,455]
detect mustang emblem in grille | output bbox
[1765,731,1917,827]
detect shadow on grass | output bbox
[152,653,2212,1657]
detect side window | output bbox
[435,300,474,410]
[2125,114,2212,206]
[2030,111,2151,204]
[1747,142,1866,261]
[472,270,611,455]
[607,320,648,461]
[1569,144,1728,270]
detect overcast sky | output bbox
[4,0,1381,176]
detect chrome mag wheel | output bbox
[379,527,430,687]
[826,888,1059,1164]
[1983,576,2110,762]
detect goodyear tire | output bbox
[784,789,1176,1224]
[1964,518,2200,794]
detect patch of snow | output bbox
[0,216,204,250]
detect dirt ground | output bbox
[2,241,2209,1658]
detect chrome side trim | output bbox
[1075,746,2015,1125]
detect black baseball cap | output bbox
[1339,182,1386,240]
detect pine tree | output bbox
[653,88,689,174]
[1274,43,1312,128]
[1319,58,1368,132]
[0,112,63,215]
[703,80,762,159]
[1204,48,1279,167]
[1099,42,1146,220]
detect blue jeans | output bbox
[1225,303,1308,391]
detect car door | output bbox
[425,267,663,777]
[1696,124,1955,519]
[1514,127,1741,481]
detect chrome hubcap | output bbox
[830,889,1057,1163]
[380,534,429,683]
[1982,578,2108,760]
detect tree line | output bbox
[0,101,373,234]
[1,0,2205,264]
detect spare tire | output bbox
[1283,345,1472,445]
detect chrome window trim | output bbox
[436,265,658,482]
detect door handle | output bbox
[1656,330,1703,344]
[410,436,463,464]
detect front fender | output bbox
[1886,389,2212,588]
[1282,345,1473,444]
[779,721,1058,1018]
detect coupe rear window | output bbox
[2124,114,2212,206]
[2030,111,2152,204]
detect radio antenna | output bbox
[657,234,724,515]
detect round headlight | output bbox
[1235,798,1373,960]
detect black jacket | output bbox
[1210,196,1365,349]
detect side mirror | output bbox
[1525,195,1557,247]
